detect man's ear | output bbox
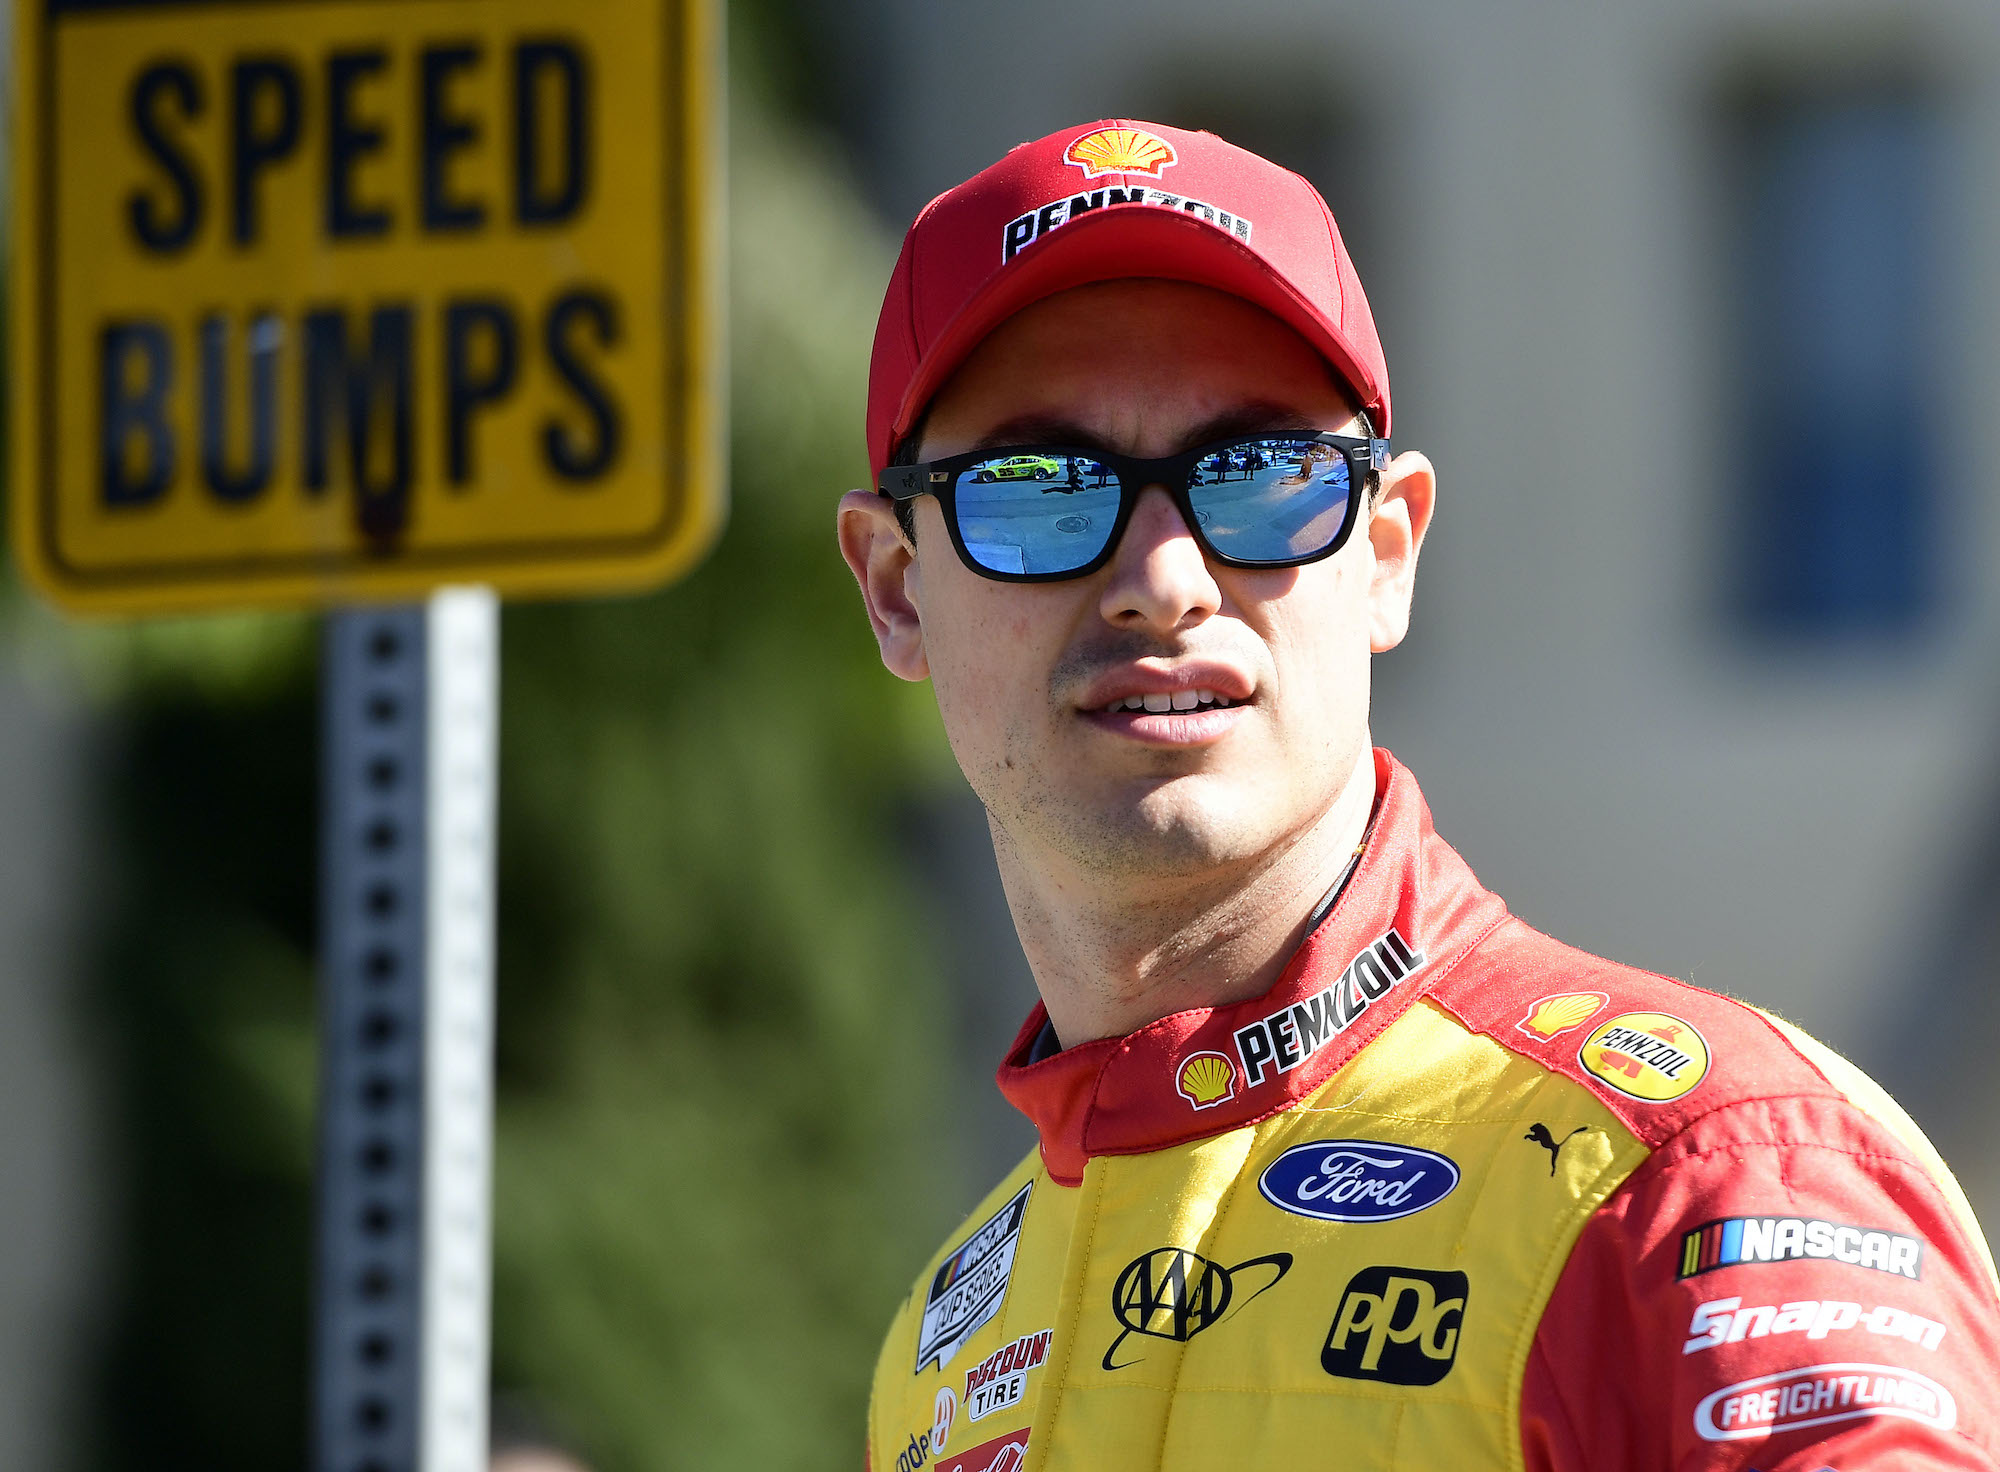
[837,490,930,681]
[1365,451,1436,654]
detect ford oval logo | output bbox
[1258,1139,1460,1223]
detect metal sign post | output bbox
[316,590,497,1472]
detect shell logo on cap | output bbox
[1064,127,1177,179]
[1176,1051,1237,1110]
[1516,991,1608,1040]
[1580,1011,1711,1103]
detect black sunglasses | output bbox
[877,432,1390,582]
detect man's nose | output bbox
[1098,487,1221,634]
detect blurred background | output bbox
[5,0,2000,1467]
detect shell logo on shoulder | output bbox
[1580,1011,1710,1102]
[1064,126,1177,179]
[1516,991,1608,1039]
[1176,1051,1237,1110]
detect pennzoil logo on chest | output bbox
[1232,927,1425,1089]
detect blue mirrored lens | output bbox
[1187,438,1352,562]
[954,454,1122,575]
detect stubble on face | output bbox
[962,626,1293,882]
[912,281,1375,893]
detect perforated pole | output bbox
[314,590,497,1472]
[420,588,498,1472]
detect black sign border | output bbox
[35,0,699,594]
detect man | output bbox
[837,120,1999,1471]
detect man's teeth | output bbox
[1105,689,1235,713]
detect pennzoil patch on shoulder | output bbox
[1578,1011,1710,1103]
[915,1182,1033,1374]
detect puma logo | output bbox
[1524,1123,1591,1176]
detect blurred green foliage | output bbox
[73,21,963,1471]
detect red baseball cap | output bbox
[866,119,1391,477]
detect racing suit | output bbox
[868,751,2000,1472]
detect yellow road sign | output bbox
[12,0,723,615]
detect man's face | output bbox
[840,279,1433,883]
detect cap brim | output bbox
[888,204,1389,463]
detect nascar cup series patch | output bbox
[916,1182,1033,1374]
[1578,1011,1710,1103]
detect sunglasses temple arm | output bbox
[877,465,936,500]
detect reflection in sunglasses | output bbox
[924,434,1365,577]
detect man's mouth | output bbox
[1098,689,1239,714]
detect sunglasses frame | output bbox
[877,431,1392,583]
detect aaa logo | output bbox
[1176,1051,1237,1110]
[1064,127,1177,179]
[1102,1246,1292,1371]
[1580,1011,1710,1103]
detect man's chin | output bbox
[1032,778,1287,880]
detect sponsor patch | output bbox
[1684,1296,1946,1355]
[1259,1140,1459,1223]
[1322,1266,1467,1386]
[930,1386,957,1455]
[933,1427,1029,1472]
[1694,1363,1956,1441]
[1679,1217,1923,1282]
[1063,126,1177,179]
[963,1329,1051,1423]
[1579,1011,1710,1102]
[1516,991,1608,1038]
[893,1427,933,1472]
[1523,1123,1593,1176]
[1176,1050,1237,1110]
[1001,187,1253,263]
[1102,1246,1293,1371]
[916,1182,1034,1374]
[1234,927,1426,1089]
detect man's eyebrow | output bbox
[963,401,1341,456]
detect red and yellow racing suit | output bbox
[868,751,2000,1472]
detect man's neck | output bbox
[993,749,1380,1049]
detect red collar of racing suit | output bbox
[995,749,1511,1186]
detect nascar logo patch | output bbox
[915,1182,1033,1374]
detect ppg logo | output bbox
[1321,1266,1468,1386]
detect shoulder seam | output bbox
[1429,928,1849,1150]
